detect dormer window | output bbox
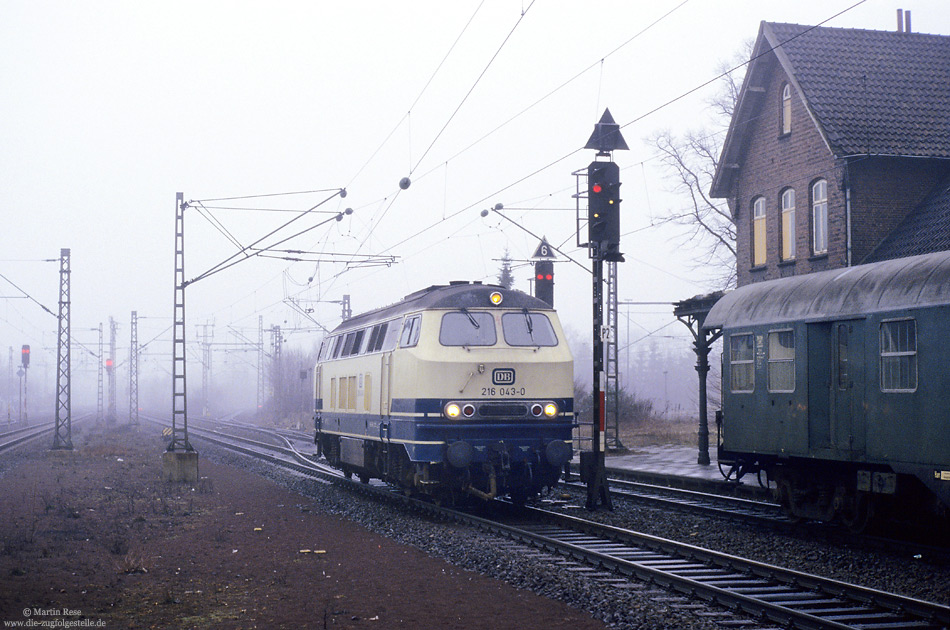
[781,83,792,135]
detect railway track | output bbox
[0,423,55,452]
[561,476,791,527]
[149,416,950,630]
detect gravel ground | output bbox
[199,437,950,628]
[198,441,730,630]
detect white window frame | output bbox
[812,179,828,255]
[767,329,795,393]
[729,333,755,393]
[781,83,792,134]
[880,318,917,393]
[781,188,796,260]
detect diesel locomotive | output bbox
[313,281,574,503]
[706,251,950,531]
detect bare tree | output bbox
[646,42,753,290]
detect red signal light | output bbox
[592,183,603,194]
[545,274,553,280]
[537,274,543,280]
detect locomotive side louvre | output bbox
[313,282,574,502]
[708,251,950,527]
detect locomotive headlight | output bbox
[543,402,559,418]
[462,403,476,418]
[530,403,544,417]
[444,403,462,419]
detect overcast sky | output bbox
[2,1,948,409]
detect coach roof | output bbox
[704,250,950,330]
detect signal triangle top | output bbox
[584,108,629,153]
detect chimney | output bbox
[897,8,903,32]
[905,10,912,33]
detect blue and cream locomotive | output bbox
[706,251,950,530]
[313,281,574,503]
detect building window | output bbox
[781,83,792,134]
[781,188,796,260]
[730,333,754,393]
[752,197,766,267]
[812,179,828,255]
[767,330,795,392]
[880,319,917,392]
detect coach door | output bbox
[832,320,866,457]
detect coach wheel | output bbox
[840,494,873,533]
[718,461,738,481]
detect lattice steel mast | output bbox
[129,310,139,426]
[170,192,194,452]
[52,248,73,450]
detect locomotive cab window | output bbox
[880,319,917,392]
[501,312,558,346]
[767,329,795,392]
[439,310,497,346]
[729,333,755,393]
[400,315,422,348]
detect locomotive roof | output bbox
[705,250,950,330]
[331,282,554,333]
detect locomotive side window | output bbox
[400,315,422,348]
[501,312,558,346]
[730,333,755,392]
[880,319,917,392]
[382,319,401,350]
[331,335,344,359]
[767,330,795,392]
[439,311,497,346]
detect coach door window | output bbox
[730,333,754,393]
[880,319,917,392]
[767,330,795,392]
[400,315,422,348]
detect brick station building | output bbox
[710,17,950,287]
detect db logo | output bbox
[492,368,515,385]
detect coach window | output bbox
[400,315,422,348]
[781,83,792,135]
[502,312,558,346]
[880,319,917,392]
[767,330,795,392]
[781,188,796,261]
[439,311,497,346]
[729,333,754,393]
[752,197,766,267]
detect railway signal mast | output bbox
[581,109,628,511]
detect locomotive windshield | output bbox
[439,310,497,346]
[502,312,558,346]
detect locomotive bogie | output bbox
[708,252,950,529]
[313,282,574,503]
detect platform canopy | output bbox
[704,250,950,330]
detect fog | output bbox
[2,1,947,421]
